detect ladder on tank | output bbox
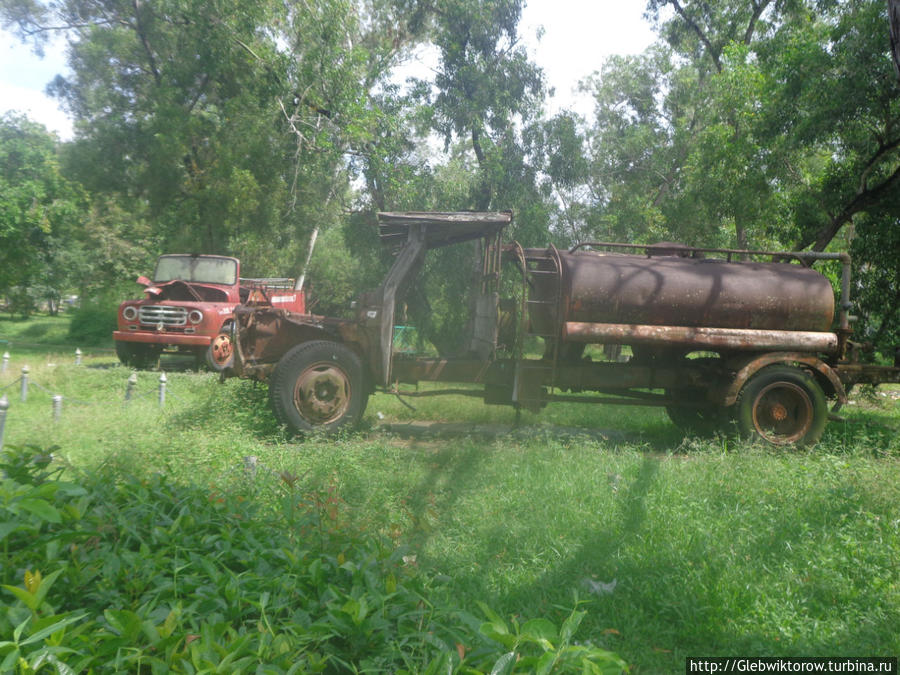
[512,243,563,412]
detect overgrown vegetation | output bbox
[0,443,625,673]
[1,0,898,352]
[0,344,897,672]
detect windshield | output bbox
[154,255,237,285]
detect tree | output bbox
[421,0,544,211]
[0,113,87,315]
[578,0,899,256]
[757,0,900,252]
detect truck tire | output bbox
[205,329,234,372]
[269,340,368,434]
[735,365,827,446]
[115,341,161,369]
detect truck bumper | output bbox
[113,331,213,347]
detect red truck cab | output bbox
[114,253,305,370]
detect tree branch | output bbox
[668,0,722,72]
[743,0,772,45]
[796,160,900,251]
[131,0,160,85]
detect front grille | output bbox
[139,305,187,326]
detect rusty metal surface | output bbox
[391,357,500,385]
[392,355,717,398]
[546,250,835,333]
[722,352,847,407]
[563,322,839,354]
[834,363,900,387]
[231,306,366,375]
[377,211,511,249]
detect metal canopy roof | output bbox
[377,211,512,249]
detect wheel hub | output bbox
[294,364,351,424]
[769,402,788,422]
[210,334,233,365]
[752,381,813,445]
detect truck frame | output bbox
[224,212,900,446]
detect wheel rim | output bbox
[750,381,814,444]
[209,334,233,367]
[293,361,352,425]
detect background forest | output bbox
[1,0,898,356]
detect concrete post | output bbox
[1,351,8,374]
[125,372,137,401]
[52,394,62,422]
[20,366,29,402]
[75,348,82,366]
[158,372,167,407]
[0,395,8,451]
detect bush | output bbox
[0,445,627,674]
[66,299,117,346]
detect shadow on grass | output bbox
[435,449,899,666]
[401,439,494,550]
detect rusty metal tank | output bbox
[531,249,835,333]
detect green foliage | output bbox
[0,443,626,673]
[0,338,898,671]
[305,226,363,317]
[66,297,118,346]
[850,215,900,357]
[2,0,899,385]
[582,0,900,258]
[0,114,88,313]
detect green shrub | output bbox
[0,445,627,674]
[66,300,117,346]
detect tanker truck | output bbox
[222,211,900,446]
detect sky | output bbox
[0,0,657,141]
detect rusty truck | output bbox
[222,211,900,446]
[115,253,305,371]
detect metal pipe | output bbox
[563,322,839,354]
[839,257,852,331]
[570,241,853,266]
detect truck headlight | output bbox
[122,306,138,321]
[188,310,203,324]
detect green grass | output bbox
[0,314,79,348]
[1,335,898,673]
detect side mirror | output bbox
[136,275,152,286]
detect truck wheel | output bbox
[735,365,827,446]
[269,341,368,434]
[205,331,234,371]
[115,341,160,369]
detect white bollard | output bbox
[20,365,29,403]
[158,372,167,407]
[75,348,82,366]
[125,372,137,401]
[52,394,62,422]
[1,351,8,374]
[0,395,8,451]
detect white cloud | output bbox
[0,28,73,139]
[520,0,656,116]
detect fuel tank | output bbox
[532,249,835,333]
